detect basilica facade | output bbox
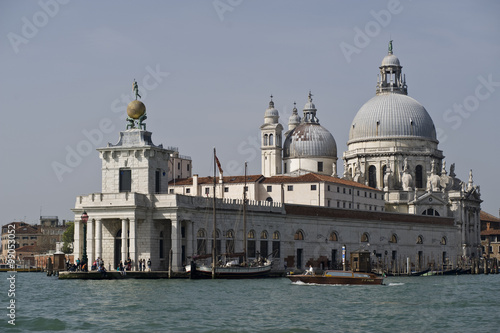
[72,44,481,273]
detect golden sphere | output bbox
[126,100,146,119]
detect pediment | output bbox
[411,192,447,206]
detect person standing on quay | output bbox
[147,258,151,272]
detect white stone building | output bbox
[72,43,481,273]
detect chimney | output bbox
[193,174,199,196]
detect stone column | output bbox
[129,218,137,271]
[121,219,128,264]
[170,218,182,272]
[74,219,81,263]
[87,219,94,268]
[95,219,102,260]
[185,220,193,261]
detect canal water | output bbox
[2,272,500,332]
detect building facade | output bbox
[73,43,481,272]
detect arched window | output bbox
[416,235,423,244]
[368,165,377,188]
[361,232,369,242]
[261,231,268,239]
[260,230,269,257]
[269,134,274,146]
[266,197,273,203]
[196,229,207,255]
[440,237,447,245]
[272,231,280,258]
[415,165,423,188]
[329,231,338,242]
[422,208,440,216]
[263,134,268,146]
[389,234,398,243]
[247,230,256,257]
[294,230,304,240]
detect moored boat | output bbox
[288,270,384,285]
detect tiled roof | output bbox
[481,229,500,236]
[170,175,264,186]
[263,173,381,191]
[480,211,500,222]
[170,172,380,192]
[285,204,455,226]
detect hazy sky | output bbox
[1,1,499,224]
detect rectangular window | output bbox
[205,187,210,194]
[197,239,206,255]
[374,206,377,211]
[311,185,317,190]
[169,189,174,194]
[119,169,131,192]
[155,170,161,193]
[343,188,346,194]
[186,188,190,194]
[357,204,360,209]
[337,187,340,193]
[224,187,229,193]
[375,193,377,199]
[267,186,272,192]
[357,190,360,196]
[187,164,190,171]
[369,193,372,198]
[337,201,340,208]
[272,241,280,258]
[318,161,323,172]
[260,240,268,258]
[349,203,352,209]
[284,163,287,174]
[342,202,346,208]
[349,189,352,195]
[247,240,256,257]
[327,185,330,191]
[177,162,180,170]
[226,239,235,254]
[287,185,293,191]
[365,192,367,197]
[328,200,331,207]
[181,227,186,238]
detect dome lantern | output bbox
[377,41,407,95]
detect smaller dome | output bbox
[288,104,301,125]
[381,53,400,67]
[304,100,316,110]
[264,99,279,118]
[283,123,337,159]
[127,100,146,119]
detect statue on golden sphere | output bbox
[126,79,147,130]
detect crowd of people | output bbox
[65,256,152,276]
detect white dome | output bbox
[284,123,337,159]
[381,53,400,67]
[348,93,437,143]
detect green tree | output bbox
[61,221,74,254]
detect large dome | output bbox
[284,123,337,158]
[348,93,437,143]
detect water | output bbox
[2,273,500,332]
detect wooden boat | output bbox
[186,152,272,279]
[288,270,384,285]
[187,259,272,279]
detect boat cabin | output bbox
[350,250,372,273]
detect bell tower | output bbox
[260,96,283,177]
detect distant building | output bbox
[480,211,500,261]
[0,217,68,263]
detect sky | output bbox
[0,0,499,224]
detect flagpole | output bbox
[212,147,217,279]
